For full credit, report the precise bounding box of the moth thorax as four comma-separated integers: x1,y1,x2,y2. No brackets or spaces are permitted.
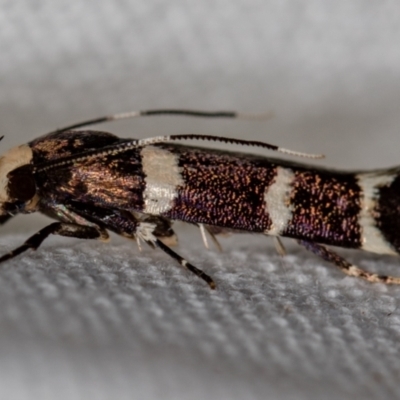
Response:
0,144,36,212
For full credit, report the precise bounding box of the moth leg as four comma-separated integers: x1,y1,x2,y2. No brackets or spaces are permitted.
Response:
0,214,13,226
135,236,143,252
199,224,209,249
0,222,108,263
132,214,178,251
154,238,216,289
133,221,216,289
273,237,286,257
298,240,400,285
198,224,223,252
136,214,178,247
66,205,216,288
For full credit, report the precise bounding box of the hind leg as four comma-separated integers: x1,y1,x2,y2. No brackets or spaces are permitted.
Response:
298,240,400,284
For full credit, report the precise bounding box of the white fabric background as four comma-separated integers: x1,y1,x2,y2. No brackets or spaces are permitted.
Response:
1,1,400,399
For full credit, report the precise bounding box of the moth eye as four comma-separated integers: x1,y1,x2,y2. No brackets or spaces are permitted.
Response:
7,164,36,202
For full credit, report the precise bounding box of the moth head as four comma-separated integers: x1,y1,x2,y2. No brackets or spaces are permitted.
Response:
0,144,37,215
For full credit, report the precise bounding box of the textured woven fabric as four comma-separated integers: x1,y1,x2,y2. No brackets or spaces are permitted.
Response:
1,231,400,400
1,1,400,399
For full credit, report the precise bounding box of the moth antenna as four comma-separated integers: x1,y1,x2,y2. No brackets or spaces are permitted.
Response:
0,136,4,142
35,133,324,173
47,109,275,134
137,134,325,159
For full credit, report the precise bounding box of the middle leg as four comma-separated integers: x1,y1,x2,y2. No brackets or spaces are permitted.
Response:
66,204,216,288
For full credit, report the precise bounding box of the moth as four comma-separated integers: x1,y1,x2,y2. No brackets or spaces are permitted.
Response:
0,109,399,289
